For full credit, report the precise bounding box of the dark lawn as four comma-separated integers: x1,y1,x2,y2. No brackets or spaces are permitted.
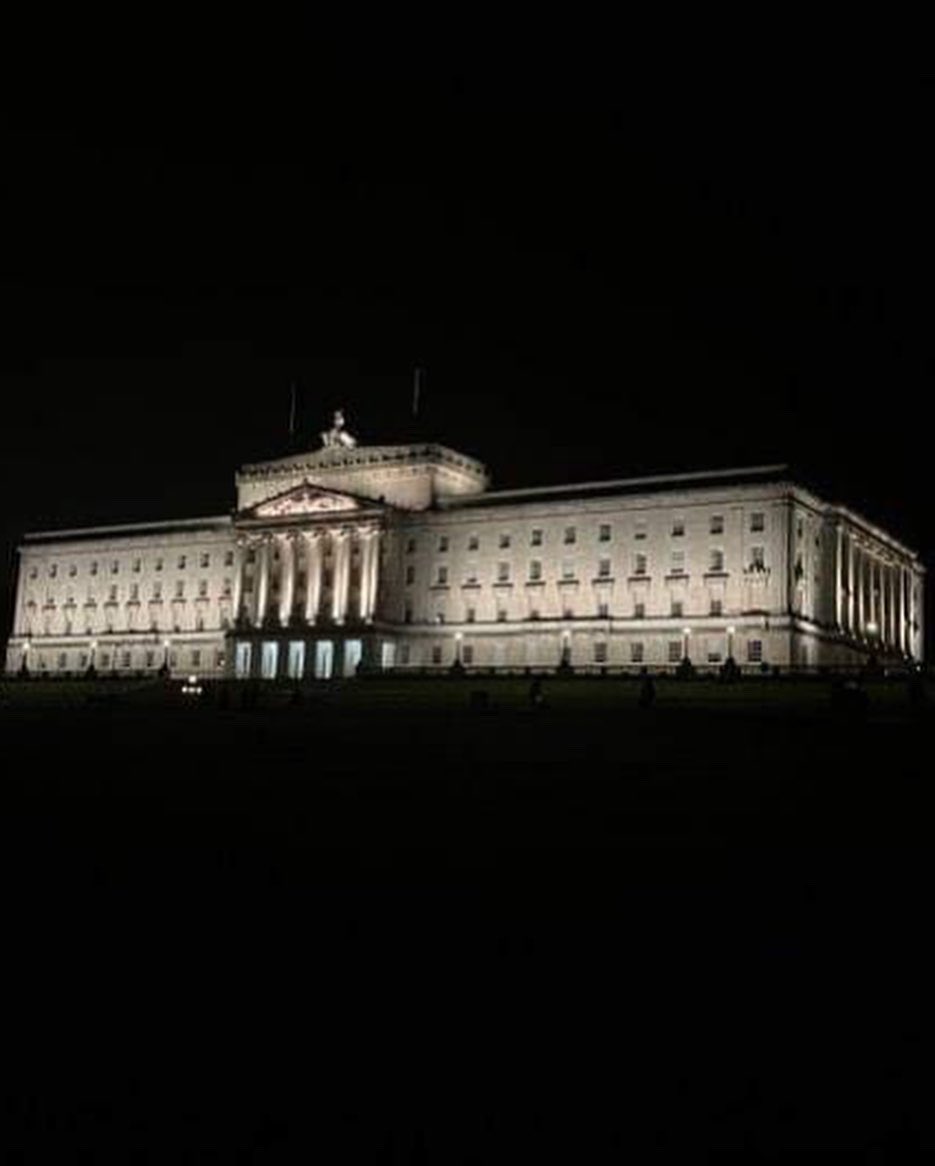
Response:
2,678,932,1155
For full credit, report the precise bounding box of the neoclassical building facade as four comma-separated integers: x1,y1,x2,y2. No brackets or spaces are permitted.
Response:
4,416,925,678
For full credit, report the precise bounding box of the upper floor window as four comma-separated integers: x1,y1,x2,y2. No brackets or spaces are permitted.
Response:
710,515,724,535
108,585,118,602
670,599,684,617
594,641,608,664
154,558,163,571
49,563,58,578
129,584,139,601
564,527,576,545
405,565,415,585
561,560,576,581
68,564,77,577
436,566,449,586
530,529,543,546
597,601,609,619
496,562,510,583
598,524,612,542
178,555,187,570
438,536,449,553
597,558,612,578
671,520,685,537
750,512,765,532
466,607,476,623
750,546,765,569
224,550,234,567
670,550,685,574
634,522,647,540
633,601,645,619
175,581,185,598
464,565,478,585
153,582,162,599
405,538,416,554
245,550,255,565
110,560,119,574
529,560,542,581
709,548,725,573
499,533,511,549
132,559,142,573
709,598,723,616
747,639,763,663
28,566,38,580
200,553,210,568
467,535,479,551
198,580,208,597
633,553,647,576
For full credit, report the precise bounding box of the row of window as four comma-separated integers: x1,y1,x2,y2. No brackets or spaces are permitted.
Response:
41,648,224,671
412,547,763,587
420,639,765,665
407,598,733,623
28,551,235,580
29,613,231,636
31,579,234,605
408,514,766,556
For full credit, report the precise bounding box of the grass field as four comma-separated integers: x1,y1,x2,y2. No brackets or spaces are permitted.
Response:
2,676,932,1153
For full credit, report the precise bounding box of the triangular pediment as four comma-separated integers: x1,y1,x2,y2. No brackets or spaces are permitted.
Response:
250,482,364,518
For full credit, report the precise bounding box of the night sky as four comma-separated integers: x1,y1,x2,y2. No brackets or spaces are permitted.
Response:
3,74,933,642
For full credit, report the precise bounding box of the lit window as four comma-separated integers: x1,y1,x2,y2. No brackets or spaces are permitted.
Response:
751,512,765,532
530,529,543,547
710,515,724,535
747,639,763,663
630,642,644,663
529,560,542,581
594,641,608,663
599,524,611,542
598,558,611,578
564,527,576,545
671,600,683,617
497,562,510,583
709,549,724,573
668,641,682,663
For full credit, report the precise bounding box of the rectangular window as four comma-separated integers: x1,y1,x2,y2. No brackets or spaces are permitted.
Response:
200,553,210,568
670,599,683,617
111,560,119,574
245,550,255,565
561,561,575,581
431,645,442,665
597,601,609,619
406,538,416,554
747,639,763,663
634,601,645,619
438,536,449,553
497,562,510,583
710,515,724,535
436,566,448,585
497,609,507,622
530,529,543,546
634,554,647,576
224,551,234,566
222,579,232,597
436,612,445,624
464,565,478,584
709,548,724,572
399,644,410,665
707,650,723,664
499,533,511,549
68,564,77,577
564,527,576,545
58,652,67,669
49,564,58,578
154,558,163,571
529,608,540,620
670,550,685,574
750,546,765,569
599,524,611,542
405,566,415,585
175,581,185,598
630,642,644,664
145,650,155,668
132,559,141,573
121,651,131,669
178,555,187,569
671,520,685,537
709,598,723,616
153,582,162,599
529,560,542,581
751,512,765,532
594,641,608,663
129,584,139,600
192,649,202,667
634,521,647,540
462,645,474,665
668,641,683,663
108,585,118,602
28,566,38,580
404,605,413,624
90,561,99,576
466,607,476,623
598,558,611,578
198,580,208,597
467,535,479,551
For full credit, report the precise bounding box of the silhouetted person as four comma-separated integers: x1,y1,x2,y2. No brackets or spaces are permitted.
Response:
638,674,656,710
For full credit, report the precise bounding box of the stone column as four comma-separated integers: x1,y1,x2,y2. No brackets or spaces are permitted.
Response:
278,534,295,627
855,545,863,635
846,534,855,634
835,524,843,630
303,530,323,624
898,566,907,655
255,537,270,628
331,530,351,624
365,528,381,621
231,539,245,623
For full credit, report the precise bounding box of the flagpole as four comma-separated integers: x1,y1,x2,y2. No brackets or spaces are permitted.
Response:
289,382,296,442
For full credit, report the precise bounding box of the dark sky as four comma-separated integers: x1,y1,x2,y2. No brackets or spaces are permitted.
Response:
2,72,933,641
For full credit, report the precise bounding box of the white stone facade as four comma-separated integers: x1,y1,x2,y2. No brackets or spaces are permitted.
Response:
4,435,925,678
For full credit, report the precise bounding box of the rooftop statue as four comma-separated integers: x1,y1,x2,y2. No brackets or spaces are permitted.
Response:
320,409,357,449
